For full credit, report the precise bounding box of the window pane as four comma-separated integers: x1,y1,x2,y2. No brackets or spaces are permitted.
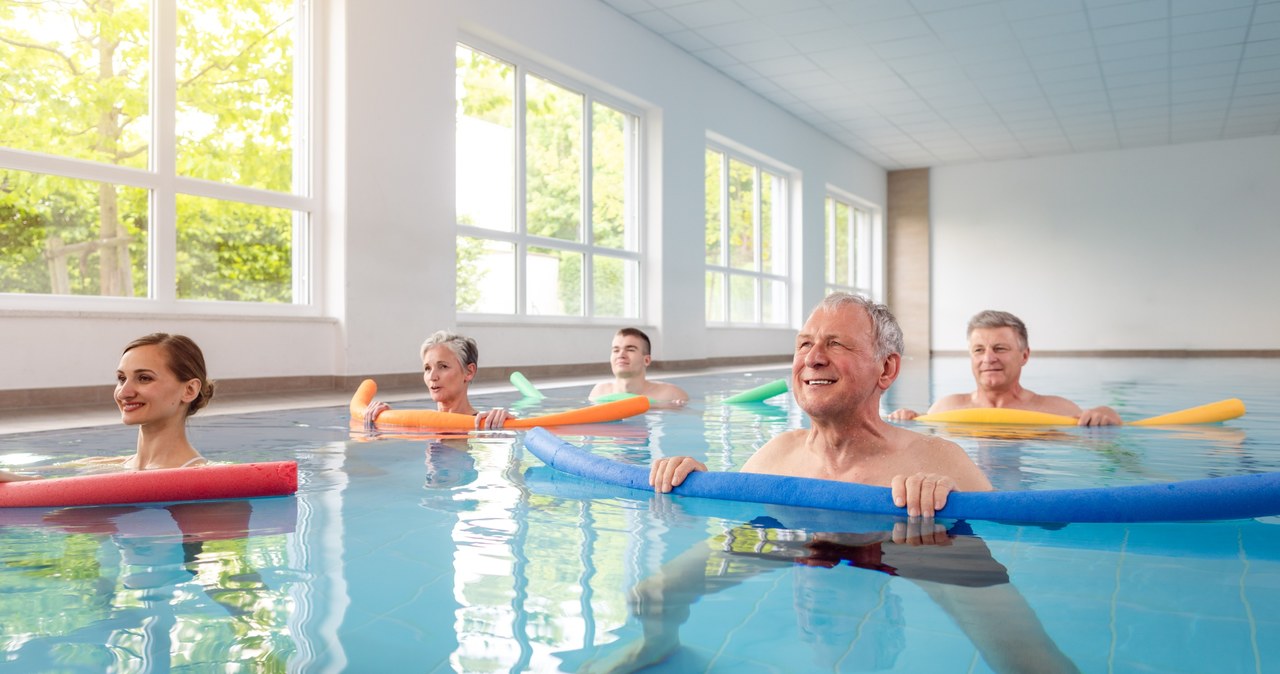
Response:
0,0,149,169
824,198,834,282
0,170,148,297
727,159,755,270
705,271,724,322
705,149,722,265
177,0,295,192
456,46,515,232
763,279,787,325
528,246,583,316
526,76,582,243
761,171,784,275
457,236,515,313
592,103,631,250
855,207,873,291
729,274,756,323
834,200,851,286
593,255,637,318
176,195,293,302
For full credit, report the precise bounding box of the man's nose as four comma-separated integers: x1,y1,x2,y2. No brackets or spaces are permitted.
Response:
805,344,828,367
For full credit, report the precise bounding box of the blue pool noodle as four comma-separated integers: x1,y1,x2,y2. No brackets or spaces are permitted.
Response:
523,427,1280,523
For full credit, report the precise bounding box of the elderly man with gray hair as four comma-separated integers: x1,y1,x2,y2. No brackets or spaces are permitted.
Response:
890,309,1120,426
651,292,993,519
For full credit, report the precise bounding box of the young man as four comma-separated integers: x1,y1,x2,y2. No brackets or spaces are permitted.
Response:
889,310,1121,426
589,328,688,405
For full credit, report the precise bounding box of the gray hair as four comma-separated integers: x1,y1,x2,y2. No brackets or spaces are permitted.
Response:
967,310,1028,350
420,330,479,369
815,292,904,361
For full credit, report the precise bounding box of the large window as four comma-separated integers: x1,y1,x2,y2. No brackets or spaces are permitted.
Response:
705,146,788,325
456,43,640,320
0,0,312,307
824,193,876,299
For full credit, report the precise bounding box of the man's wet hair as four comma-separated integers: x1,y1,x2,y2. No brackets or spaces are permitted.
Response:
616,327,652,356
967,310,1028,350
816,292,904,361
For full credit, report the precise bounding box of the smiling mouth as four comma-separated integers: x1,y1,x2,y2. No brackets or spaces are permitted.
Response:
805,379,836,386
120,402,143,412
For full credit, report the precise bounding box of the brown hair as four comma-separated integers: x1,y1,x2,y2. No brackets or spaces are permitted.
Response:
123,333,215,416
616,327,652,356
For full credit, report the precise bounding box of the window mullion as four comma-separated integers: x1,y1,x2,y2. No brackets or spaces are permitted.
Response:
152,0,177,305
582,94,593,316
829,200,839,287
847,208,856,289
515,66,529,316
720,153,730,320
747,164,757,321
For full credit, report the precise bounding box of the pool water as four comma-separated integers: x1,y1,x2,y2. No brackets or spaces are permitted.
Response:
2,357,1279,672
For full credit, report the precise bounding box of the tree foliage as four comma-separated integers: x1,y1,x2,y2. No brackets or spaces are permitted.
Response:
456,45,634,316
0,0,296,302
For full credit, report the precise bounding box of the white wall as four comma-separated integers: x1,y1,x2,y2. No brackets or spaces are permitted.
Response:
350,0,885,370
1,0,885,392
931,135,1280,352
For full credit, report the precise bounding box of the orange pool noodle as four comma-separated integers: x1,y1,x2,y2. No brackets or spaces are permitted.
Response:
351,378,649,429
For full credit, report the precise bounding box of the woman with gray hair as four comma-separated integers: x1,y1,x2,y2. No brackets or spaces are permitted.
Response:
363,330,512,430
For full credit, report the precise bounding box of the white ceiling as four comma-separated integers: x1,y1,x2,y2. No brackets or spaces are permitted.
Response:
598,0,1280,169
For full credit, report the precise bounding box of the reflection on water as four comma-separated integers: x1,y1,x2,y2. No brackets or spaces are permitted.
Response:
2,361,1279,671
0,498,299,671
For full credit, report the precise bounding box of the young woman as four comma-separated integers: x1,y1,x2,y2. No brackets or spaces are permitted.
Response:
0,333,214,482
364,330,511,430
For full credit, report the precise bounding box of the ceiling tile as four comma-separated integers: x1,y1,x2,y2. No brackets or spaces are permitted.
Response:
1171,0,1255,17
1088,0,1169,30
663,0,749,29
1093,20,1168,46
631,9,685,33
1172,7,1252,35
1173,26,1250,51
597,0,1280,167
723,38,800,62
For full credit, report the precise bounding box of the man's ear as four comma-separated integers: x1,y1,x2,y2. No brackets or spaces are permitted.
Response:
878,353,901,390
643,354,652,367
1021,348,1030,365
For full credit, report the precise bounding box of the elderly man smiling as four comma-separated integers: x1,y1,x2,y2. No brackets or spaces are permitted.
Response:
650,292,993,518
889,310,1121,427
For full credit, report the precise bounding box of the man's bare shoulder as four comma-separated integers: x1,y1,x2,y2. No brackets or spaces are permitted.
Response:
741,430,805,473
645,380,689,403
1028,393,1082,416
588,381,613,398
898,429,992,491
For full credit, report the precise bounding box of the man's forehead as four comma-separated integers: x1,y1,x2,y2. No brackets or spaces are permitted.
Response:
800,305,870,336
969,326,1019,343
613,334,644,347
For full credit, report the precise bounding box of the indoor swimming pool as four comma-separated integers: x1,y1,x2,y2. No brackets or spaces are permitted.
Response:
2,357,1278,672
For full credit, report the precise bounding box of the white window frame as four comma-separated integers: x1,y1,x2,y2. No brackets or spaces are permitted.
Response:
455,39,644,325
0,0,319,317
704,139,791,326
824,187,883,302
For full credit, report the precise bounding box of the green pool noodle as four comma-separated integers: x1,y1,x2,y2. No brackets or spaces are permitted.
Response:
723,378,788,404
510,371,544,399
594,391,641,403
